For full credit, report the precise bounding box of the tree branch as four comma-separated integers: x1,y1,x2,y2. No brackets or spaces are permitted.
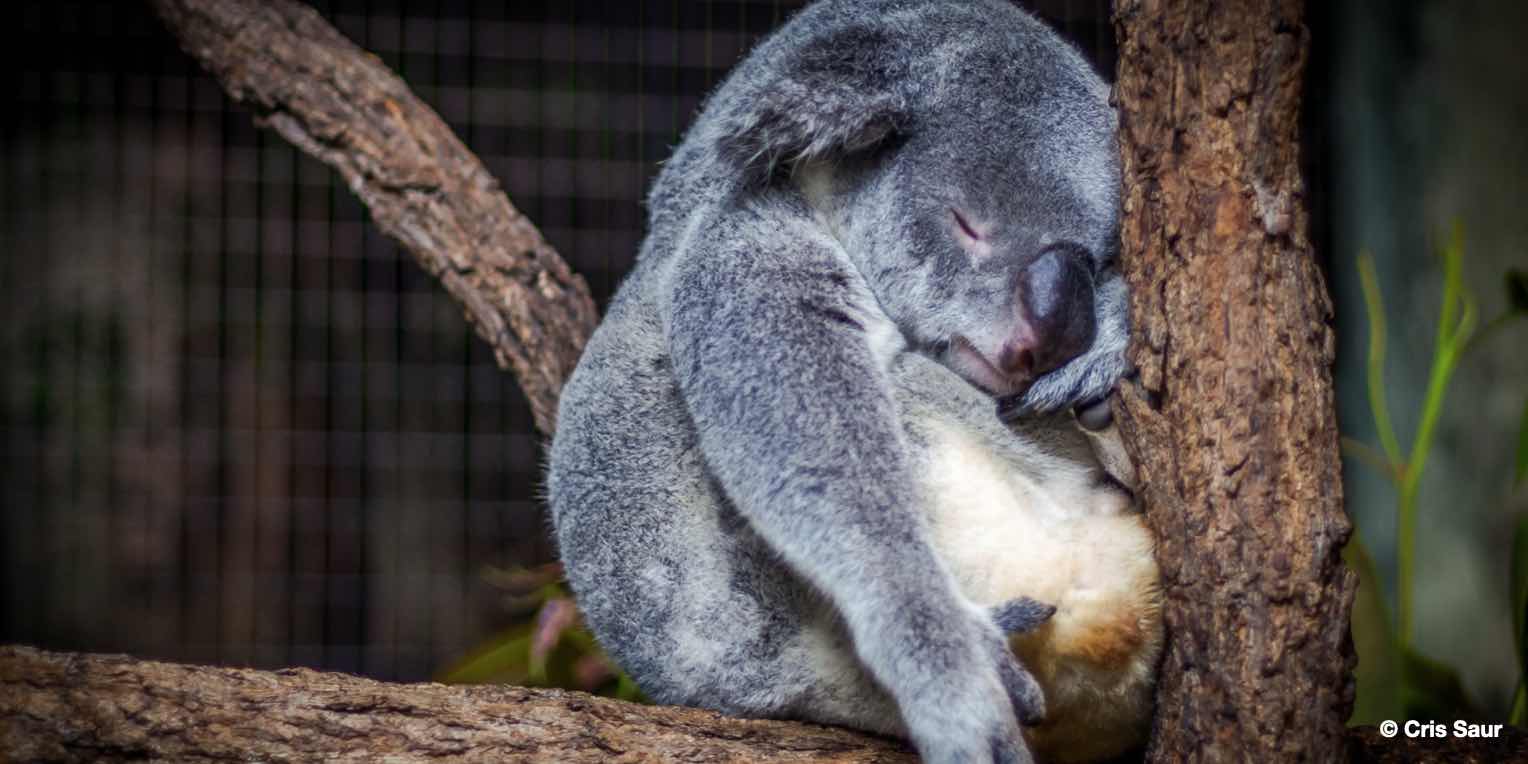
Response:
147,0,599,435
0,646,915,762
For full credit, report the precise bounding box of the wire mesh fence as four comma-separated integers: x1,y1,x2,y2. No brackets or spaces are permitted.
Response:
1,0,1115,682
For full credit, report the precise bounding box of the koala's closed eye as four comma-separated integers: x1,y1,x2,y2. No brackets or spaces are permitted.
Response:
951,209,994,262
953,209,983,242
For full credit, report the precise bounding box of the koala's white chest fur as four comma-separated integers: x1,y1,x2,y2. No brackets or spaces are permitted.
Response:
918,420,1162,764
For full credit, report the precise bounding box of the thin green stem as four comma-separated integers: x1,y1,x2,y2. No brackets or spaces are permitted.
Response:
1341,436,1401,482
1397,226,1477,647
1397,495,1416,647
1359,253,1405,470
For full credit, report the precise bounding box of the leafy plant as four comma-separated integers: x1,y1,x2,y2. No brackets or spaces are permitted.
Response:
437,563,645,703
1345,223,1527,724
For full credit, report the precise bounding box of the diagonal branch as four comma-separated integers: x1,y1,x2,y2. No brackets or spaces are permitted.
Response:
148,0,599,435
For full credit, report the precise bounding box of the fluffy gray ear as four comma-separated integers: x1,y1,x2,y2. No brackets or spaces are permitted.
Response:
715,24,911,184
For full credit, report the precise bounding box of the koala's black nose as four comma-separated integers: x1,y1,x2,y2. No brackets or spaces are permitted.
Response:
1000,247,1096,379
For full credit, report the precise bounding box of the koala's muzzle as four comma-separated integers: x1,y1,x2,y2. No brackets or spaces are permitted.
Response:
1001,247,1096,380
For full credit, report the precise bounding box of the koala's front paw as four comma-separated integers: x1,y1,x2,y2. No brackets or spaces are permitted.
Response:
990,597,1057,635
1013,342,1128,415
988,626,1047,727
897,614,1045,764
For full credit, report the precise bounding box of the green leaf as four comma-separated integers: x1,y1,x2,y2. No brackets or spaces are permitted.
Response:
436,623,535,685
615,673,648,702
1345,537,1404,726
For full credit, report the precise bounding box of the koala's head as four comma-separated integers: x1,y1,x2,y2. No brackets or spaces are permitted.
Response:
711,0,1121,403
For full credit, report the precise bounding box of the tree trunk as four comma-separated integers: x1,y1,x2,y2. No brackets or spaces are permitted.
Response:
147,0,598,436
1112,0,1358,760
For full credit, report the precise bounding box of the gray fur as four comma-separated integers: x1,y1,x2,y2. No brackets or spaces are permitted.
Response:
547,2,1125,762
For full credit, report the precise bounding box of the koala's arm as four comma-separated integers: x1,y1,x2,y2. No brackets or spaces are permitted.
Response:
667,210,1042,764
1018,266,1131,413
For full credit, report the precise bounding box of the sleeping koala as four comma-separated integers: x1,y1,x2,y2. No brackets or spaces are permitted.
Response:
546,1,1140,761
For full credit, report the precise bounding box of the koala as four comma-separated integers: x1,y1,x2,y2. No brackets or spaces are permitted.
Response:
546,1,1136,762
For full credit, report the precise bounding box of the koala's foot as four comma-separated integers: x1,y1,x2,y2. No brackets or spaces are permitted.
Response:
1010,344,1128,415
990,597,1057,635
893,608,1045,764
1072,395,1114,431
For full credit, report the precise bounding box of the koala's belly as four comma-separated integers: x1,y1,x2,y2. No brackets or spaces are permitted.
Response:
917,420,1162,764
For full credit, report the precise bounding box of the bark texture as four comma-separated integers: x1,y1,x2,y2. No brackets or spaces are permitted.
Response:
1112,1,1358,761
148,0,598,435
0,646,916,762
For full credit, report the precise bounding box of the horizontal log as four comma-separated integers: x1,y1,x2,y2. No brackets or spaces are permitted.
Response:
0,645,916,762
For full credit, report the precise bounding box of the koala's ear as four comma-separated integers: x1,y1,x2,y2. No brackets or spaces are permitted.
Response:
715,25,911,184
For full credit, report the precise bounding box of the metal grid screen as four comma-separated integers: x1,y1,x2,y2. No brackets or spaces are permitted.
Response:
0,0,1116,681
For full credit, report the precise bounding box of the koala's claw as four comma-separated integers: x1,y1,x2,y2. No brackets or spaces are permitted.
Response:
988,739,1034,764
990,597,1057,635
997,648,1048,726
1074,395,1113,431
1019,344,1128,415
898,607,1046,763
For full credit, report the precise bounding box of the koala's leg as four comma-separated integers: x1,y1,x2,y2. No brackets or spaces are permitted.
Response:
665,204,1043,764
549,303,900,732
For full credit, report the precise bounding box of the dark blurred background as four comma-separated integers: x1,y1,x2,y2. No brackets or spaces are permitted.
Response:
0,0,1523,716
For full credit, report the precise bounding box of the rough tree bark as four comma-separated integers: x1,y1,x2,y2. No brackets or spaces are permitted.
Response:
148,0,597,435
2,0,1519,760
0,646,914,762
1112,0,1358,761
